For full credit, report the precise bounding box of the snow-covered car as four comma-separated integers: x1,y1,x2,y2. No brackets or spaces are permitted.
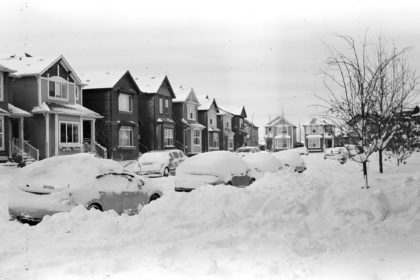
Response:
235,146,261,157
273,150,307,173
174,151,253,192
292,146,309,156
242,151,283,179
138,149,186,177
324,147,348,164
8,154,162,224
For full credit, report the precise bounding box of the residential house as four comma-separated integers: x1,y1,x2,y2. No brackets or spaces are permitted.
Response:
173,86,205,156
264,115,297,151
135,75,176,152
0,64,32,162
222,105,247,150
217,108,234,151
198,96,220,152
0,54,102,160
82,71,141,160
244,119,259,147
303,117,335,152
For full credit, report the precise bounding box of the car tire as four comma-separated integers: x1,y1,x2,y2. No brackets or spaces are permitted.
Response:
87,203,103,211
149,193,161,203
163,167,169,177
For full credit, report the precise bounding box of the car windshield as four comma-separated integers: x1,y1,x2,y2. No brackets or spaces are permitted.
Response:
139,152,168,163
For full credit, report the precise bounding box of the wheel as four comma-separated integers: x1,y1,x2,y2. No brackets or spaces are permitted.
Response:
87,203,103,211
149,193,161,203
163,167,169,177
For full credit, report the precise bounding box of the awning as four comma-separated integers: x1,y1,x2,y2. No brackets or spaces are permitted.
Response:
190,122,206,129
8,104,31,117
324,133,334,139
32,102,103,119
275,134,291,139
307,134,322,139
0,108,10,116
208,127,220,132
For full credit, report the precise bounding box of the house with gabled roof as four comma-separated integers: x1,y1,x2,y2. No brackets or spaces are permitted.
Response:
244,119,259,147
264,115,297,151
303,117,335,152
198,96,220,152
221,105,247,150
134,75,176,152
173,86,205,155
0,63,32,163
81,71,141,160
0,53,102,159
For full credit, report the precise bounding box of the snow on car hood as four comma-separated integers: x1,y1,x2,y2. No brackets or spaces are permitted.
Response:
176,151,249,182
242,151,283,179
273,150,306,168
138,152,169,165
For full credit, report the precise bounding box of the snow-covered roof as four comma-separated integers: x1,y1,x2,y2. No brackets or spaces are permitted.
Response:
198,95,217,111
8,104,31,117
305,117,334,126
0,108,9,116
31,102,102,118
0,54,82,84
0,63,15,73
265,115,295,127
133,74,166,93
172,85,190,102
81,71,128,90
306,134,322,139
275,134,291,139
217,108,234,116
244,119,258,128
222,105,246,117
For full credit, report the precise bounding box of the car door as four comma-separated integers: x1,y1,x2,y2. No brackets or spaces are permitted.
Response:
96,175,124,214
121,176,148,215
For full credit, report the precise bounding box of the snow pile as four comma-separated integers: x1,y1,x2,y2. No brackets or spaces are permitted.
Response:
0,153,420,279
273,149,306,170
242,151,283,179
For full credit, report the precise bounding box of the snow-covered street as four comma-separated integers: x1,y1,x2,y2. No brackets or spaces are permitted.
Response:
1,153,420,280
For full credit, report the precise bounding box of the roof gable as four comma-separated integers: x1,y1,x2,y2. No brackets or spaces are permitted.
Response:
221,105,247,118
266,115,295,127
198,95,218,112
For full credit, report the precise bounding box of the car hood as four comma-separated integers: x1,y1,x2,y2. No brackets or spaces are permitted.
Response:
175,173,222,190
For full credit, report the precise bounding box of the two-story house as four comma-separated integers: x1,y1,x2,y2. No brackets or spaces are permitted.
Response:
136,75,176,152
217,108,234,151
173,86,205,155
303,117,335,152
244,119,259,147
222,105,247,150
198,96,220,152
0,54,102,159
0,64,32,162
264,115,297,151
82,71,141,160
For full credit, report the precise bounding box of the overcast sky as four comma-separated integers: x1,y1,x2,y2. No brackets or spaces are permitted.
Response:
2,0,420,136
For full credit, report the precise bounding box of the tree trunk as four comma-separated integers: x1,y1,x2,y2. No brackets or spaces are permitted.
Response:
363,161,369,189
379,149,383,173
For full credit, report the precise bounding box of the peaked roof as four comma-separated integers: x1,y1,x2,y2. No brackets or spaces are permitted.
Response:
305,117,334,126
221,105,247,118
197,95,218,111
133,74,175,98
244,119,258,128
265,115,295,127
0,53,83,84
81,70,139,91
173,86,199,104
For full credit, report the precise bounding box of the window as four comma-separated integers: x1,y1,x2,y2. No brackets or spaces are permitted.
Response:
118,93,133,112
187,103,196,120
0,72,3,101
159,98,163,114
164,98,169,113
48,77,68,99
0,117,4,150
228,138,234,149
164,128,174,146
275,138,289,149
213,134,219,148
308,138,320,148
210,119,213,125
119,126,133,147
75,86,79,101
193,129,201,145
60,122,79,144
277,125,288,134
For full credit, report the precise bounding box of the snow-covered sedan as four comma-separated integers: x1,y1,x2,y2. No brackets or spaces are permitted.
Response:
8,154,162,224
137,149,186,177
235,146,261,157
273,150,307,173
174,151,253,192
324,147,348,164
242,151,283,179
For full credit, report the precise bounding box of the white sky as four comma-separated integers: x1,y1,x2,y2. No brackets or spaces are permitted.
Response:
2,0,420,137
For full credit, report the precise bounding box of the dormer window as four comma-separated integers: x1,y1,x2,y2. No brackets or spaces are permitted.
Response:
48,76,68,99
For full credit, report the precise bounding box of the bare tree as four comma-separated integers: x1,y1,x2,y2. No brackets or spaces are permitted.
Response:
319,34,405,189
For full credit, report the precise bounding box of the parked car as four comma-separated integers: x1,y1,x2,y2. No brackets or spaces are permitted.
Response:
294,142,305,148
236,146,261,157
174,151,253,192
273,150,307,173
138,149,186,177
8,154,162,224
292,146,309,156
242,151,283,179
324,147,348,164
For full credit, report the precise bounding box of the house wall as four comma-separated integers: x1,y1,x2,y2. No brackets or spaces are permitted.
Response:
198,110,208,152
10,77,38,112
138,95,155,152
24,115,46,159
172,102,185,151
0,72,10,158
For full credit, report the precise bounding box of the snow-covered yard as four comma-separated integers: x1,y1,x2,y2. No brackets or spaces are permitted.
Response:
1,153,420,279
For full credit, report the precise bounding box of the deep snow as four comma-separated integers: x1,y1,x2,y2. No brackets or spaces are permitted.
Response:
0,153,420,279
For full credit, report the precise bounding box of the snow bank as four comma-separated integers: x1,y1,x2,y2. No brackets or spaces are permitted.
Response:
242,151,282,179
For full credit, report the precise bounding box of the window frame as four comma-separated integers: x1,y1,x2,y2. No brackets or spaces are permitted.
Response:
159,97,163,114
48,76,69,100
118,93,133,113
164,128,174,147
308,138,321,148
0,116,4,151
0,72,4,101
119,126,134,147
193,129,201,145
59,121,80,146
